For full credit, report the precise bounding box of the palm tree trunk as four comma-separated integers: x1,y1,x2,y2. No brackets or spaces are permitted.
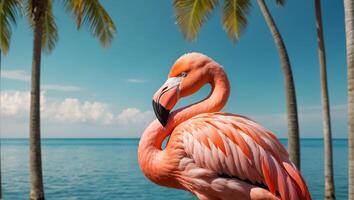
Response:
29,1,46,199
0,49,2,200
344,0,354,199
257,0,300,169
314,0,335,199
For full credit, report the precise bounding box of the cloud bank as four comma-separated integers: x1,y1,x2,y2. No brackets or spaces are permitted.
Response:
0,90,154,138
0,90,347,138
249,104,347,138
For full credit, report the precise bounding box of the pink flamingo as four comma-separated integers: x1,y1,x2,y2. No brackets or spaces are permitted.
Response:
138,53,311,200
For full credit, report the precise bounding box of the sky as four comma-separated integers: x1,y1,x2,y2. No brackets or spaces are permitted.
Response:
0,0,348,138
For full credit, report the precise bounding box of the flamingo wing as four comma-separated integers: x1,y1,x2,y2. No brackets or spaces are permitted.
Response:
174,112,310,200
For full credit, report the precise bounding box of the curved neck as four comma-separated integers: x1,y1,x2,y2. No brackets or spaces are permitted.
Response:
172,67,230,128
138,67,230,181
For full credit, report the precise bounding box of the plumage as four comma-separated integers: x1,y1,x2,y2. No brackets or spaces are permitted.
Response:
138,52,311,200
167,112,309,200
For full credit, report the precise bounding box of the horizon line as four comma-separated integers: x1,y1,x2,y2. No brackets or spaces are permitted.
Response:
0,137,349,140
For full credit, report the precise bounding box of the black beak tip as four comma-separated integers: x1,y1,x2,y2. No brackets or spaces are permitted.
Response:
152,100,170,127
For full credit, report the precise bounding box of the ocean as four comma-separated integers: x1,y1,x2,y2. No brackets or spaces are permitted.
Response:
1,138,348,199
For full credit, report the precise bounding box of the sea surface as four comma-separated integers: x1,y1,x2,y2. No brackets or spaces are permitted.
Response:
1,138,348,200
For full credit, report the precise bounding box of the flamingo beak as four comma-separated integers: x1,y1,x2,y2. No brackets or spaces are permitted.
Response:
152,77,182,126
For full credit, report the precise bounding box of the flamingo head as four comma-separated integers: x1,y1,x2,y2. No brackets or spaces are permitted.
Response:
152,53,215,126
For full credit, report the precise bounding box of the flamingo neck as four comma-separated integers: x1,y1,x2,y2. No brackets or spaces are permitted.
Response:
171,67,230,129
138,66,230,183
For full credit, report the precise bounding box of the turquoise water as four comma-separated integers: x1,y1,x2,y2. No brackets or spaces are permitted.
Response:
1,138,348,199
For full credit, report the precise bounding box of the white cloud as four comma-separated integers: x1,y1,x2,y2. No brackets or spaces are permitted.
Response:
1,69,30,81
251,104,347,125
127,79,146,83
0,90,152,128
1,69,82,92
42,98,114,124
116,108,154,124
0,90,30,116
42,84,82,92
249,104,347,138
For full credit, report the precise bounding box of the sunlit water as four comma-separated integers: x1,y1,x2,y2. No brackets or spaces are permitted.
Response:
1,138,348,199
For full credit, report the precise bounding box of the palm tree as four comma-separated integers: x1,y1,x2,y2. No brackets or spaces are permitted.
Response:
343,0,354,199
2,0,116,199
173,0,301,169
0,0,22,198
314,0,335,199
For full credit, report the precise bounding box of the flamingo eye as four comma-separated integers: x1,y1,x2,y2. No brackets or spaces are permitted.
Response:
180,72,187,77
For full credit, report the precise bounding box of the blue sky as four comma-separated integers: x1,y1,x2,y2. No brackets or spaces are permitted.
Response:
0,0,348,138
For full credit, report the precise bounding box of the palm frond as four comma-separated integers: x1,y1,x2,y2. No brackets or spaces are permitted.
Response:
222,0,250,42
0,0,22,54
174,0,218,41
63,0,116,47
276,0,285,7
26,0,58,53
63,0,83,28
42,0,58,53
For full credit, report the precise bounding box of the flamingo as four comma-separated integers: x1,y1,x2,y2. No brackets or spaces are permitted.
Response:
138,53,311,200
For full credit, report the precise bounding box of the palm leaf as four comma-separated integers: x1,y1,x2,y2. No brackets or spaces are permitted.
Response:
42,0,58,53
63,0,116,47
26,0,58,53
222,0,251,42
174,0,218,41
0,0,22,54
